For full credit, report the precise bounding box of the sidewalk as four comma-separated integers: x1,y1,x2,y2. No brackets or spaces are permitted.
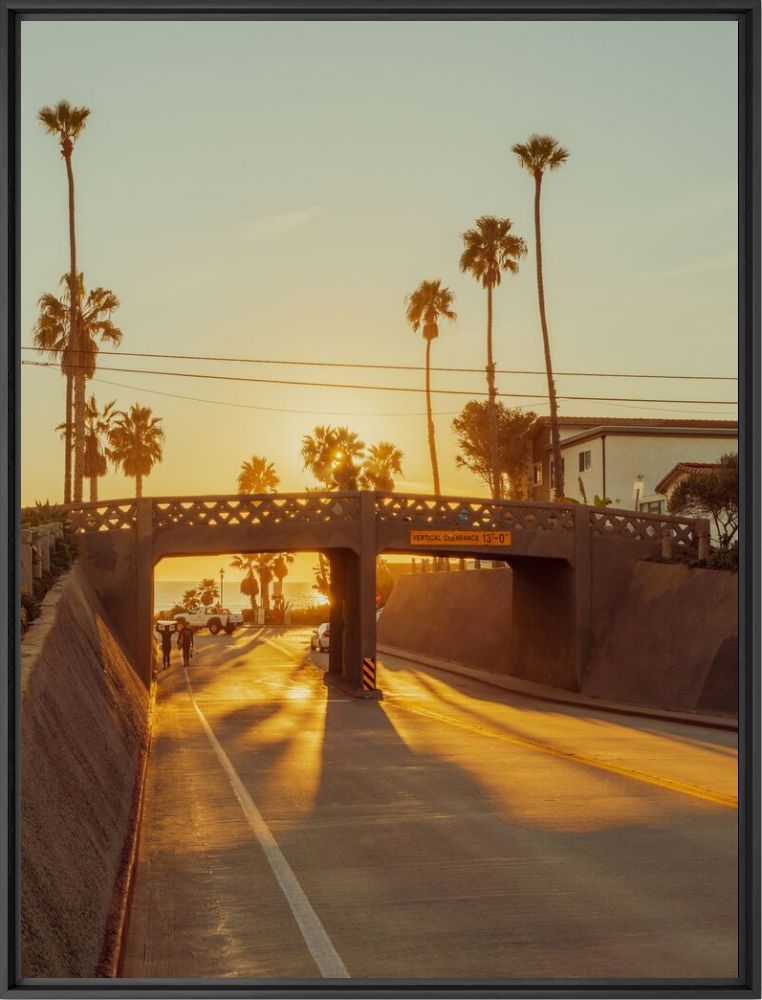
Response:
377,644,738,732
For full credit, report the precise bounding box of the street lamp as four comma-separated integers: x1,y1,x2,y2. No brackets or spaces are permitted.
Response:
219,567,225,606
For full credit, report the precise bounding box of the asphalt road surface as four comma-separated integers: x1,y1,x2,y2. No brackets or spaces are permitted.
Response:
121,626,738,981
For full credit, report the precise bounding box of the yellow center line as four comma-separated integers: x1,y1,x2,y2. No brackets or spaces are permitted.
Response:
383,697,738,811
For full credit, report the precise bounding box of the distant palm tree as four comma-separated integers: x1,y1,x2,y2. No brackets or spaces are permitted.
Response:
512,134,569,499
82,396,116,502
107,403,164,498
405,280,456,495
272,552,295,604
360,442,405,491
460,216,526,498
230,555,260,612
301,426,365,490
237,455,280,494
254,554,276,612
197,578,219,606
33,274,121,503
38,100,91,501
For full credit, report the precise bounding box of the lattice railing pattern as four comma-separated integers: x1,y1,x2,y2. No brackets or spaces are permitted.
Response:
589,510,697,550
375,494,576,532
65,502,138,534
153,494,361,530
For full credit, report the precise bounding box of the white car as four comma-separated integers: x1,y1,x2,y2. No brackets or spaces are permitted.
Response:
310,622,330,653
173,605,244,636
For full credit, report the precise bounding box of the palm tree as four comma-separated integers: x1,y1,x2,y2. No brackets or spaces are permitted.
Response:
197,578,219,606
237,455,280,493
405,280,456,495
230,555,260,613
360,442,404,491
82,395,116,502
512,134,569,499
459,216,526,498
33,274,121,503
107,403,165,498
301,426,365,490
254,554,275,612
272,552,295,603
38,100,91,502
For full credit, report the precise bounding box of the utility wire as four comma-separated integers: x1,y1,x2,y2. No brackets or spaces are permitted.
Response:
20,345,738,382
21,359,739,407
89,375,463,418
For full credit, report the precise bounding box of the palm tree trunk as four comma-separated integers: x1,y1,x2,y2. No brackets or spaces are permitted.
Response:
425,339,441,496
486,284,500,499
533,172,564,500
64,374,73,504
89,475,97,503
64,151,85,503
135,473,143,498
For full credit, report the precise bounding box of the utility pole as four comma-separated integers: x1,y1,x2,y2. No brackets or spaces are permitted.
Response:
219,567,225,606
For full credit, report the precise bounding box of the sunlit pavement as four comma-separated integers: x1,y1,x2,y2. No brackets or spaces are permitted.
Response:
121,627,738,981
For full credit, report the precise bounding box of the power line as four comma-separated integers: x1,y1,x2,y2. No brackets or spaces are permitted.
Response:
21,359,739,407
20,345,738,382
89,375,463,418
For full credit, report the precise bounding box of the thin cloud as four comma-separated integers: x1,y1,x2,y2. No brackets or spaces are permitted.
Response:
241,205,326,240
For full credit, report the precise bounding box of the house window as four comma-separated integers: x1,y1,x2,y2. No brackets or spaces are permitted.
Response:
640,500,664,514
578,450,591,473
533,463,543,486
550,458,565,490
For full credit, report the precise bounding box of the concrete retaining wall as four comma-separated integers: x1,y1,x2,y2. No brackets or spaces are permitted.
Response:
21,564,151,977
584,561,738,714
379,569,514,674
379,561,738,716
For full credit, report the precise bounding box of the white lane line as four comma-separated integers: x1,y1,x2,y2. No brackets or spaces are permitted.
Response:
183,667,350,979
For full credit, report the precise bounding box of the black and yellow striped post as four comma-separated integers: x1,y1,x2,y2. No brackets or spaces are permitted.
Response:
362,657,376,692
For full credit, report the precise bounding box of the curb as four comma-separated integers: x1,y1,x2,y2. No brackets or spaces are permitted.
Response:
377,645,738,733
97,680,157,978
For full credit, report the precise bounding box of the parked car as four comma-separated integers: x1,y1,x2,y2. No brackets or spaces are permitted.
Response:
173,605,244,636
310,622,330,652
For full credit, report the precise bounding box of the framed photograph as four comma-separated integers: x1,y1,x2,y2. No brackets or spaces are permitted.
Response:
2,2,759,996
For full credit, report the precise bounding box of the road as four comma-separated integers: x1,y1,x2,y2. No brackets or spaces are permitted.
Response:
121,626,738,981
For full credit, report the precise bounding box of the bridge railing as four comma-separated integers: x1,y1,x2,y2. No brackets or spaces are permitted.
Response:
63,500,138,533
374,492,577,532
589,507,698,550
151,493,361,530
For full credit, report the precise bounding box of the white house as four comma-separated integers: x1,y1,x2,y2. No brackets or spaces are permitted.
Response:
529,417,738,512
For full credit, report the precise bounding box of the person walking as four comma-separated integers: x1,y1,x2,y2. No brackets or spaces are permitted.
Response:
177,622,194,667
160,627,173,671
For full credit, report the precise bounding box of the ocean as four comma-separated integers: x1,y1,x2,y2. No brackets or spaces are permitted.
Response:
153,580,328,614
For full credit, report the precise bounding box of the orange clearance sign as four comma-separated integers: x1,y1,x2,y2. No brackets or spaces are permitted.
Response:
409,529,512,547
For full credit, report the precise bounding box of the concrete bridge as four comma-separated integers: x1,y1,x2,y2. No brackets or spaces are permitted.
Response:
64,491,703,696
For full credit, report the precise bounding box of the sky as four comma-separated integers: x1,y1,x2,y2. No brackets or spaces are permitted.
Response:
20,19,739,582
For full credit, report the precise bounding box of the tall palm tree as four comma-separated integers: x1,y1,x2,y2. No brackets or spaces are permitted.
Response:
230,555,260,613
38,100,91,502
459,216,526,499
34,275,122,503
360,442,405,492
405,280,456,495
301,426,365,490
237,455,280,493
512,134,569,499
107,403,165,498
82,395,116,502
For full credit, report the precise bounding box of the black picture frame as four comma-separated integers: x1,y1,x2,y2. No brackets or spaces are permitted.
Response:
1,2,759,996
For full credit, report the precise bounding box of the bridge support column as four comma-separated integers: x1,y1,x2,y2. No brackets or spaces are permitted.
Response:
573,504,593,690
328,551,345,678
136,499,155,687
326,495,378,696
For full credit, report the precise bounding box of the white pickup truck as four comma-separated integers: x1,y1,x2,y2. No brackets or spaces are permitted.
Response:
173,605,244,635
